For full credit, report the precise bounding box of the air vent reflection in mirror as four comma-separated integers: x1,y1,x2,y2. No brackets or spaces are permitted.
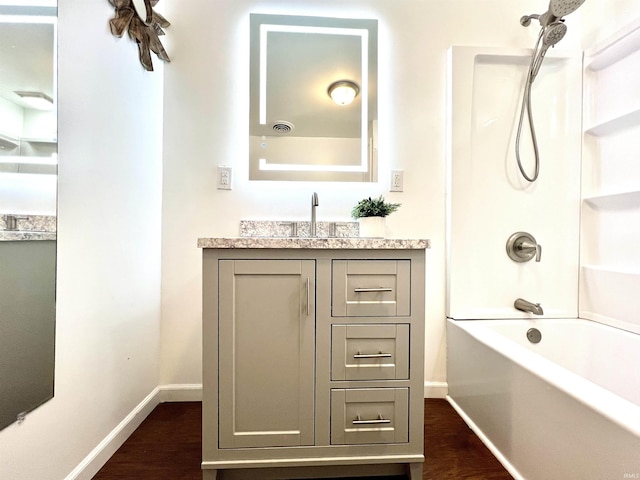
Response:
272,121,295,134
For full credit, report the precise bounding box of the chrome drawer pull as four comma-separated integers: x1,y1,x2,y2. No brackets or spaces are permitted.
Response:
353,414,391,425
353,352,392,359
354,287,393,293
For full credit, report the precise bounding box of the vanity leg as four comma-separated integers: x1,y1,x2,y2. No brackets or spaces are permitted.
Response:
407,462,423,480
203,469,218,480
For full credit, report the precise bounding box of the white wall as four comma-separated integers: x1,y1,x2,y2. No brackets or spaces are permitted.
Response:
0,173,57,214
160,0,579,393
0,1,164,479
581,0,640,47
0,96,24,138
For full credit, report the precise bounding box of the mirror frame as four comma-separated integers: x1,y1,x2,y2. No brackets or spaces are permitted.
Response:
249,13,378,182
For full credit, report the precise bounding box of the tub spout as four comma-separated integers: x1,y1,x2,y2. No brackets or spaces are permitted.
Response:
514,298,544,315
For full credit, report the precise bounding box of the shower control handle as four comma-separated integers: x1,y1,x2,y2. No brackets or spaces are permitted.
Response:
506,232,542,263
519,240,542,262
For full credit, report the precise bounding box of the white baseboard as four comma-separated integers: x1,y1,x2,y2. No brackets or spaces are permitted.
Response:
64,387,162,480
64,384,203,480
68,381,448,480
424,381,448,398
158,383,203,402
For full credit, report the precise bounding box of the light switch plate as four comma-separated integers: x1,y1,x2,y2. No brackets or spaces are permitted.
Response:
217,166,232,190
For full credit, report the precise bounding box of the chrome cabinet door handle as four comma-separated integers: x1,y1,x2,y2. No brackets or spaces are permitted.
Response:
353,352,393,359
306,277,310,316
353,287,393,293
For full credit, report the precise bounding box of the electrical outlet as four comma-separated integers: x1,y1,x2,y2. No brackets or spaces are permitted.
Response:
390,170,403,192
217,166,232,190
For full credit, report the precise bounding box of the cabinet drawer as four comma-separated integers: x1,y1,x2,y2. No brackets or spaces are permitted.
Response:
331,324,409,380
332,260,410,317
330,388,409,445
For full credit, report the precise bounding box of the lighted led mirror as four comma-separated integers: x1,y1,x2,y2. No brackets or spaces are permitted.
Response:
249,14,378,182
0,3,57,432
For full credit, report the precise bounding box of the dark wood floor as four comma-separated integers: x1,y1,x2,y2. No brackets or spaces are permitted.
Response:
93,399,512,480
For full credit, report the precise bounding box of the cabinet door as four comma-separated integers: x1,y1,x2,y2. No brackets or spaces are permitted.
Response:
218,259,315,448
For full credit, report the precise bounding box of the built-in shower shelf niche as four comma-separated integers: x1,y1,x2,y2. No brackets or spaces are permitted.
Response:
580,16,640,336
0,133,19,150
580,265,640,335
585,109,640,137
21,137,57,144
585,17,640,71
583,190,640,209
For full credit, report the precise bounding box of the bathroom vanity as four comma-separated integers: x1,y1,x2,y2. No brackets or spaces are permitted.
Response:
0,232,56,430
199,237,428,480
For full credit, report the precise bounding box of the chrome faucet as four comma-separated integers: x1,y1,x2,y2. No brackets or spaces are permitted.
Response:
4,214,27,231
514,298,544,315
310,192,319,237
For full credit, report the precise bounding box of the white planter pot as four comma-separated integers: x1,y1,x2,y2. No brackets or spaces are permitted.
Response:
358,216,386,238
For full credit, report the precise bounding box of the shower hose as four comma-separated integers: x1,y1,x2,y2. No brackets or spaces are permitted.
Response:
515,28,546,183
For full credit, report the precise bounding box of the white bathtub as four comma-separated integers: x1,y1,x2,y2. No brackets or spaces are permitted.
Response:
446,318,640,480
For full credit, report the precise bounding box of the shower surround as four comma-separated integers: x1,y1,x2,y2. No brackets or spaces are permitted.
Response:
447,46,583,320
446,35,640,478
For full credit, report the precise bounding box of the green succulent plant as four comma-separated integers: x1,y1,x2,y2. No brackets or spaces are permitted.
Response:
351,195,401,219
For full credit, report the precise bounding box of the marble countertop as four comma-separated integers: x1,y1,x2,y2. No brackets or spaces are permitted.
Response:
198,237,430,249
0,231,57,241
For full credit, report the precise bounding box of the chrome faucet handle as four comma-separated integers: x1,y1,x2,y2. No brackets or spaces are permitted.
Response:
4,214,28,231
519,240,542,262
506,232,542,263
278,222,298,237
329,222,348,237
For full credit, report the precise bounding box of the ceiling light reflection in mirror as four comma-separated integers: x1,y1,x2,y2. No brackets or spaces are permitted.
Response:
249,14,378,182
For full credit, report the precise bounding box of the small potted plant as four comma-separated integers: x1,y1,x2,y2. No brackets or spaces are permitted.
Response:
351,195,401,238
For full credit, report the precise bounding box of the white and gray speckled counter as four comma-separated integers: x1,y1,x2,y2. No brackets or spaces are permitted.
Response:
198,237,429,249
0,231,56,241
0,214,56,241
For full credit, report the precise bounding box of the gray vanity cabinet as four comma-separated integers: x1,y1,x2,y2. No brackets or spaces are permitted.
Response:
201,245,426,480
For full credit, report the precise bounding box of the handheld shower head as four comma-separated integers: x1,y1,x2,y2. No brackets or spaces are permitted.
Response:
543,21,567,47
515,0,586,182
529,21,567,81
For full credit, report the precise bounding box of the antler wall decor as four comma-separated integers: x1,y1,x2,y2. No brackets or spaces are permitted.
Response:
108,0,170,71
